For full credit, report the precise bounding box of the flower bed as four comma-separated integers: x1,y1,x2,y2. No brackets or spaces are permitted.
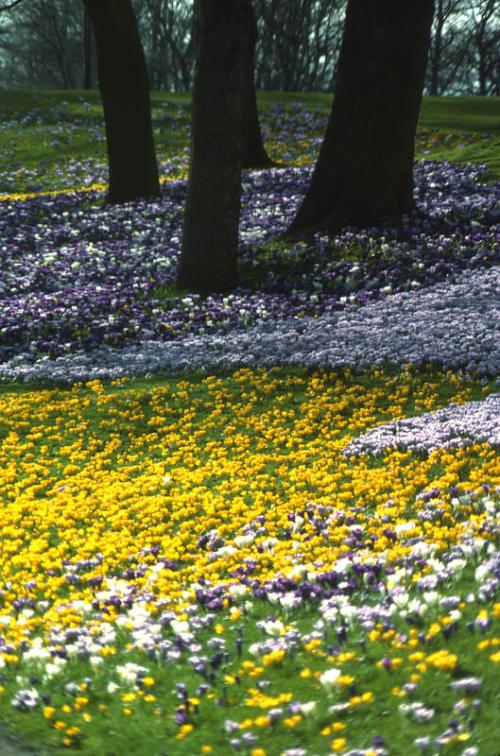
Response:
1,265,498,385
0,108,499,753
0,367,499,754
0,161,498,364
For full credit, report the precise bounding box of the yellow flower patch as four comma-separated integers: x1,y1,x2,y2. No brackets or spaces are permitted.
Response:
0,367,497,645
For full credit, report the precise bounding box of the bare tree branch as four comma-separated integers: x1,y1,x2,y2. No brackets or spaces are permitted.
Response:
0,0,26,12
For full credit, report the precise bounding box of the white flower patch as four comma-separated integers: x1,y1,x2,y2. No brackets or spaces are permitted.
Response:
116,662,148,685
319,668,342,690
345,393,500,456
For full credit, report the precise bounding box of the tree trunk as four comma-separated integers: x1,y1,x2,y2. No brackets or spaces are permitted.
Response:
83,0,160,204
241,0,274,169
477,34,488,96
178,0,253,293
429,0,444,95
83,7,92,89
288,0,434,236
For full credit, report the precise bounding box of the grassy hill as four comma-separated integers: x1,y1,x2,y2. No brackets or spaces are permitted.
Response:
0,92,498,195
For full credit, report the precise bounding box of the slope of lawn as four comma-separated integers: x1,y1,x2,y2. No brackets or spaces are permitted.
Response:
0,93,498,755
0,367,499,755
0,92,499,196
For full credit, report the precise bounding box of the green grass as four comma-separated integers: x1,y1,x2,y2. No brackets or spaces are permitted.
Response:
418,96,500,135
0,367,498,754
3,587,499,756
1,90,499,133
421,135,500,180
0,91,499,193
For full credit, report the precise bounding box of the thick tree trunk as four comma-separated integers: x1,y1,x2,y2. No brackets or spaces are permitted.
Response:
178,0,253,293
241,0,274,169
83,0,160,204
288,0,434,236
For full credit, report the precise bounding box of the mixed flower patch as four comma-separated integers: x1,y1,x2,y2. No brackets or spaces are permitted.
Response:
0,368,499,755
0,160,498,366
0,98,188,196
0,97,499,754
2,265,498,384
0,97,493,195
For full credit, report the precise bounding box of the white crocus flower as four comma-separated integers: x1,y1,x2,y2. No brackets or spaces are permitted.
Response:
319,668,341,690
300,701,317,716
234,534,255,548
261,620,285,637
228,584,248,598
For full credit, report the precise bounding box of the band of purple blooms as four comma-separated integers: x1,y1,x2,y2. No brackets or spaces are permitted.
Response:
0,161,498,364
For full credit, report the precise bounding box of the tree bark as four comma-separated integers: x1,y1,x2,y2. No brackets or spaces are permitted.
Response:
83,0,160,204
83,7,92,89
288,0,434,236
178,0,253,293
429,0,444,95
241,0,274,169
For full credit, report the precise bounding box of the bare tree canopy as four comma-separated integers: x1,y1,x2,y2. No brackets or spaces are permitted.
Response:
0,0,26,12
0,0,498,95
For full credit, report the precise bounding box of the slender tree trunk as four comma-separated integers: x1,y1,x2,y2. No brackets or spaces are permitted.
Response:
429,0,444,95
83,0,160,204
178,0,253,293
241,0,274,169
83,7,92,89
288,0,434,236
477,38,488,96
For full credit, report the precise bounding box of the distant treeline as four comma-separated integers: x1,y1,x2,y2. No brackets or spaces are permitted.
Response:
0,0,498,95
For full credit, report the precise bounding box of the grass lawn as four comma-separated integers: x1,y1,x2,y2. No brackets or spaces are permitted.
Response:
0,92,499,197
0,92,498,755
